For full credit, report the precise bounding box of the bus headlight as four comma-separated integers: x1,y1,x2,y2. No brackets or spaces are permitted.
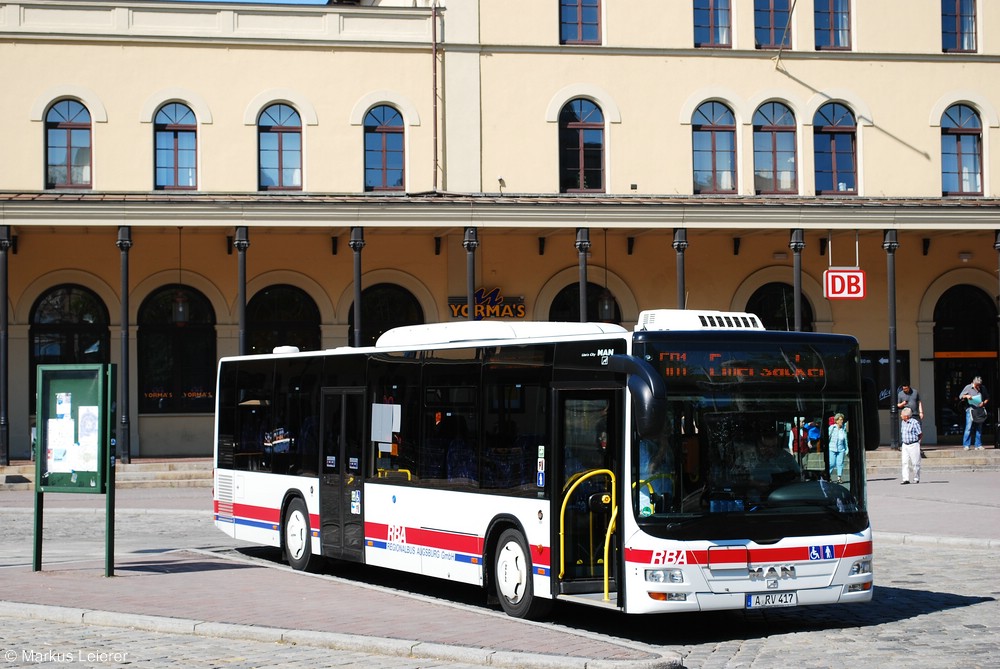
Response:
849,559,872,576
645,568,684,583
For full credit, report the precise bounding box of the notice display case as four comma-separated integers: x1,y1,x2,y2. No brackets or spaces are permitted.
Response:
35,364,115,494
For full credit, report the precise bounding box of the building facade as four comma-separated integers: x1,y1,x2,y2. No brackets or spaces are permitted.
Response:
1,0,999,458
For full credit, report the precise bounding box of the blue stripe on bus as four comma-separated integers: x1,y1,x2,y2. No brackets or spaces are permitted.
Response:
365,542,493,569
219,515,321,538
218,515,278,531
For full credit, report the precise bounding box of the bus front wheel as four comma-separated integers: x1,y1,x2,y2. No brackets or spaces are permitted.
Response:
493,528,551,620
283,497,319,572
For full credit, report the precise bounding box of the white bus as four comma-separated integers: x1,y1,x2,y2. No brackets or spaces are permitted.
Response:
213,309,877,619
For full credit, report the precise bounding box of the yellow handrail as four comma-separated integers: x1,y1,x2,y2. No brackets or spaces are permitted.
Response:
376,468,412,481
602,504,618,602
558,468,617,603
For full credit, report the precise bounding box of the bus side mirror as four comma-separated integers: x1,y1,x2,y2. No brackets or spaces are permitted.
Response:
607,355,667,439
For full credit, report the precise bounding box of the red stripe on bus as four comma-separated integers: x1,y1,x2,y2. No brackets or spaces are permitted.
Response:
365,522,552,568
231,503,281,524
625,541,873,565
841,541,874,557
223,503,320,529
366,522,484,555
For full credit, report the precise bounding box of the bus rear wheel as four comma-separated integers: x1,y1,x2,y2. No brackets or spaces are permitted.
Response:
283,497,320,572
493,528,551,620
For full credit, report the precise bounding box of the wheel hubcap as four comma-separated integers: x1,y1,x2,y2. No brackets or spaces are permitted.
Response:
286,510,307,560
496,541,526,602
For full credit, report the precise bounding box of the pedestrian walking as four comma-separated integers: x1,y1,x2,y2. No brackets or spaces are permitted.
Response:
900,407,922,485
959,376,989,450
896,382,924,422
828,413,848,484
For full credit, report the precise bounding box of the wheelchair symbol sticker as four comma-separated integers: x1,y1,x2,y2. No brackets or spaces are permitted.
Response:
809,545,835,560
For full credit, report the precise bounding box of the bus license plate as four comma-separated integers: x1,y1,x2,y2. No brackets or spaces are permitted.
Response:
745,592,797,609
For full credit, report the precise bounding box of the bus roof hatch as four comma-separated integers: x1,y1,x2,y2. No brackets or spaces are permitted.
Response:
636,309,764,331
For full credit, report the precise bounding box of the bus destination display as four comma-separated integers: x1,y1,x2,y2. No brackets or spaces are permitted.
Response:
656,350,827,381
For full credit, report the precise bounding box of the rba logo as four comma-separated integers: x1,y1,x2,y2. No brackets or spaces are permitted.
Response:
749,565,796,581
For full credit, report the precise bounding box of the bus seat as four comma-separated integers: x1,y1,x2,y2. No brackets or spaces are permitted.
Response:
447,439,477,482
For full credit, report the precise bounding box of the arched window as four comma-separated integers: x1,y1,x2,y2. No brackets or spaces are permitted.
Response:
137,285,216,414
547,281,621,323
692,101,737,193
348,283,423,347
934,285,996,353
559,98,604,193
364,105,404,191
753,102,797,194
45,100,92,189
155,103,197,190
247,284,321,355
941,104,982,196
258,104,302,190
745,282,814,332
29,284,109,399
813,102,857,194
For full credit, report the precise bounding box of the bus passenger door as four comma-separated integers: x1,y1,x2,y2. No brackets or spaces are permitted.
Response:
319,388,365,562
554,388,620,595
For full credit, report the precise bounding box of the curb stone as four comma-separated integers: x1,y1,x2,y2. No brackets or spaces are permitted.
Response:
0,601,681,669
873,531,998,549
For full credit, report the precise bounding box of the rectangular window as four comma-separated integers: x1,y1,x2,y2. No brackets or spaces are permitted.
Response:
483,351,550,493
231,359,275,473
814,0,850,50
755,0,792,49
942,0,976,52
366,354,421,480
694,0,731,47
560,0,601,45
941,134,983,195
814,132,857,194
424,349,480,487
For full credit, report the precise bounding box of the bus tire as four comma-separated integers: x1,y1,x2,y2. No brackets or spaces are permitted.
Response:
493,528,551,620
283,497,319,572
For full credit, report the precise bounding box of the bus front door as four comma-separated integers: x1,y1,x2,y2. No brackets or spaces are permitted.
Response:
319,388,365,562
555,388,620,596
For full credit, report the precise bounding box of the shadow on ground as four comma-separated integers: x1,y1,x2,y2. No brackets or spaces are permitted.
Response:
231,545,994,646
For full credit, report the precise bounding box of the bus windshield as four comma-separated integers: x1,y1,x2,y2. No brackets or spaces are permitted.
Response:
632,335,869,541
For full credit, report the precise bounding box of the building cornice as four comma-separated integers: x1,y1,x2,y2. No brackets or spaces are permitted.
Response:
0,1,437,50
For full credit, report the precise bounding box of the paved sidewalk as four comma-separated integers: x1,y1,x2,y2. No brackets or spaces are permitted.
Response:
866,469,1000,546
0,550,671,668
0,470,996,668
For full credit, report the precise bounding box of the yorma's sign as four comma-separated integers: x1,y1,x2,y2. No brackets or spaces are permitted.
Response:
448,288,526,320
823,268,866,300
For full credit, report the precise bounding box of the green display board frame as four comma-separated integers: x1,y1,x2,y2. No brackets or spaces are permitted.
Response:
34,364,115,494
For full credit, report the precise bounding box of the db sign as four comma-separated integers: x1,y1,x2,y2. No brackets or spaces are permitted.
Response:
824,268,866,300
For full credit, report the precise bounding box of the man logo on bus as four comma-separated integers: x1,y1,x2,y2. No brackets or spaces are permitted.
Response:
598,349,614,364
650,549,687,565
388,525,407,544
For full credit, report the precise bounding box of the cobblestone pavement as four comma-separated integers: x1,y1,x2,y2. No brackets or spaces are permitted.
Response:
0,540,994,668
0,480,996,668
0,617,494,669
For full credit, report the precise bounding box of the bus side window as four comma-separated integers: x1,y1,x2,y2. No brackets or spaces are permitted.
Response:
233,361,275,472
367,354,421,481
